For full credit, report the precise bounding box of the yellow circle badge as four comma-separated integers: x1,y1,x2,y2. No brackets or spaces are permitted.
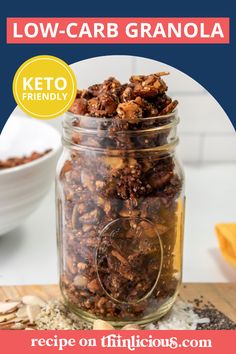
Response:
13,55,77,119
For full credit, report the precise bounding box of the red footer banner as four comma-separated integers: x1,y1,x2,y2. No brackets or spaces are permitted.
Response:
0,330,235,353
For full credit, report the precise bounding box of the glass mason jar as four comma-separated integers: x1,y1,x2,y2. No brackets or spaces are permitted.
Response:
56,110,185,326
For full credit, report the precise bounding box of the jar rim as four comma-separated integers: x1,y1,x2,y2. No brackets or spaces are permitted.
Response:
63,110,179,138
62,109,179,154
64,109,178,129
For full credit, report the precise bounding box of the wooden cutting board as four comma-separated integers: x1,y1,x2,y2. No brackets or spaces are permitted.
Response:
0,283,236,322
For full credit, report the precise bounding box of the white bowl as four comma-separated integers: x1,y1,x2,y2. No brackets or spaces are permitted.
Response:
0,115,61,236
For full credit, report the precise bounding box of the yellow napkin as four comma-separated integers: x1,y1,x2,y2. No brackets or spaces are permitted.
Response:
215,223,236,267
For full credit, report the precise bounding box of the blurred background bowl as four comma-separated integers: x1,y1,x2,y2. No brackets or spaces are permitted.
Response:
0,115,61,236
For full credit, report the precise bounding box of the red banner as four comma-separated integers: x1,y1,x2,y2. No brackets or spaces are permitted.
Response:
7,17,229,44
0,330,235,353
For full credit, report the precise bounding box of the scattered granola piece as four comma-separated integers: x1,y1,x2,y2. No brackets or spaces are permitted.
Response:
22,295,46,307
0,302,20,315
26,305,41,324
93,319,115,330
0,313,16,323
122,324,141,330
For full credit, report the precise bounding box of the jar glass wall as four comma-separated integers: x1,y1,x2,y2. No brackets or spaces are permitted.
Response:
56,111,185,326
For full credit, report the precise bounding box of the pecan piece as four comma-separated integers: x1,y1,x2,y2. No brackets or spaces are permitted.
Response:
117,101,143,123
159,100,178,115
130,73,168,97
79,209,102,224
111,250,128,265
74,275,88,288
87,93,118,117
120,85,134,102
69,98,88,115
148,171,173,189
77,262,88,270
81,170,94,192
103,156,125,170
87,279,100,293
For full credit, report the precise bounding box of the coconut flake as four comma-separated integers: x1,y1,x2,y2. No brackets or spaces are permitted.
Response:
145,300,210,330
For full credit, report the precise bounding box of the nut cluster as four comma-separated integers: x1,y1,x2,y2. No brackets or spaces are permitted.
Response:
58,72,184,322
70,72,178,121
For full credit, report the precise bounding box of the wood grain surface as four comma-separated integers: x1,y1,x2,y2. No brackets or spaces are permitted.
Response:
0,283,235,322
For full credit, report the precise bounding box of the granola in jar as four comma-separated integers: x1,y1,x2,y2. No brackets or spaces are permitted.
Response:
56,72,185,325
